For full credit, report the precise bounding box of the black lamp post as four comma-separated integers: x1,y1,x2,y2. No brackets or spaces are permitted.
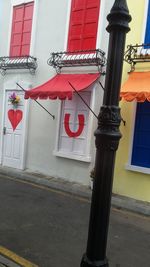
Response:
80,1,131,267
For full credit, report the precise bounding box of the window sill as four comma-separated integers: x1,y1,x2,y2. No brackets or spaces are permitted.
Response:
125,163,150,175
53,150,91,163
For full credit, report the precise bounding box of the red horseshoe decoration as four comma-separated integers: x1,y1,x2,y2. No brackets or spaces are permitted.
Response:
64,113,85,138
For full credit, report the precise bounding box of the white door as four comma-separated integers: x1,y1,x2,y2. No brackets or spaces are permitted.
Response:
2,90,26,169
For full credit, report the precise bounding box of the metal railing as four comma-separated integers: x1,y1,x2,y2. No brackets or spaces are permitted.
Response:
124,43,150,71
0,56,37,75
47,49,106,73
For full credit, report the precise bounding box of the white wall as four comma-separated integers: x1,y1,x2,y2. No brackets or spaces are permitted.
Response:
0,0,113,186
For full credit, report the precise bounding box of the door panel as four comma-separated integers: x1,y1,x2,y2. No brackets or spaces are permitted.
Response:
2,91,25,169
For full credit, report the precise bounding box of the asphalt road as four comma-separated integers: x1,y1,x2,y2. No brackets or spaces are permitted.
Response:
0,175,149,267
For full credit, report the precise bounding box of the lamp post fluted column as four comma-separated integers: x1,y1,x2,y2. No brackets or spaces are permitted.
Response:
80,1,131,267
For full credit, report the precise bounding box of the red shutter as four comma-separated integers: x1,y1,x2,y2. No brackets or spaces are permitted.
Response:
67,0,100,51
21,2,34,56
10,5,24,56
10,2,34,57
82,0,100,50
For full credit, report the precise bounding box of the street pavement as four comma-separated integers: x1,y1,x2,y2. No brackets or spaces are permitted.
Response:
0,175,149,267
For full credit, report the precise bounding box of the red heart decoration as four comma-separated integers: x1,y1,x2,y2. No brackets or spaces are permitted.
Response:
8,109,23,131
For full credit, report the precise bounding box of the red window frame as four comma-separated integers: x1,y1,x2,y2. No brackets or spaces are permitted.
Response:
67,0,100,52
10,2,34,57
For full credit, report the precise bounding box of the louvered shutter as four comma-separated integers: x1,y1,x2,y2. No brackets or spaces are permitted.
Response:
21,2,34,55
10,5,24,56
82,0,100,50
67,0,100,51
10,2,34,57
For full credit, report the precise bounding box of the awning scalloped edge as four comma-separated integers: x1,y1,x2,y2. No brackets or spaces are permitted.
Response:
120,92,150,102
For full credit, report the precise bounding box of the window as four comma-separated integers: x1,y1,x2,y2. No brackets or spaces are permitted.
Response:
56,0,100,161
10,2,34,57
56,91,92,161
144,0,150,44
67,0,100,51
131,101,150,168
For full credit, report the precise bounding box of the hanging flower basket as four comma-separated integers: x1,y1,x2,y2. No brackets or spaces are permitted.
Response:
9,92,21,107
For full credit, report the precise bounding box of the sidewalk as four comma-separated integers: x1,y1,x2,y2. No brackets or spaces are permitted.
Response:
0,165,149,216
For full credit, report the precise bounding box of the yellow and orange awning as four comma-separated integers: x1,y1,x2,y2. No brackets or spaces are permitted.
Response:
120,71,150,102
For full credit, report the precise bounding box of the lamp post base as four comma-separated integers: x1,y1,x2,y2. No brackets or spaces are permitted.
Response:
81,254,109,267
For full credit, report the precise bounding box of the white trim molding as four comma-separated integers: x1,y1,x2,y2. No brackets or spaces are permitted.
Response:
125,164,150,175
141,0,149,43
11,0,33,5
96,0,106,49
125,101,150,175
30,0,39,56
140,0,150,54
54,83,100,163
64,0,107,51
63,0,72,50
0,80,31,169
53,151,91,163
8,0,38,57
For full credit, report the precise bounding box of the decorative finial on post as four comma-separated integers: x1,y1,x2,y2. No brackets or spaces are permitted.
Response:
107,0,131,33
80,0,131,267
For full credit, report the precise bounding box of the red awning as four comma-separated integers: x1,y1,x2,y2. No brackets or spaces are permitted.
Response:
25,73,100,100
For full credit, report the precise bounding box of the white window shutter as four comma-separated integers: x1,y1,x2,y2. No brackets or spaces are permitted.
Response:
58,91,91,157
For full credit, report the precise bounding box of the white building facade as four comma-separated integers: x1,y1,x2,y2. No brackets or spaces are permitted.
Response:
0,0,112,186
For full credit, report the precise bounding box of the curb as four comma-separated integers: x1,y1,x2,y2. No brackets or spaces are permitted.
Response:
0,166,149,216
0,166,92,200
